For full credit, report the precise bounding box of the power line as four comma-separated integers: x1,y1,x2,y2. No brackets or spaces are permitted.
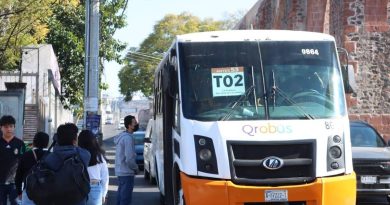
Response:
127,51,163,61
126,56,160,64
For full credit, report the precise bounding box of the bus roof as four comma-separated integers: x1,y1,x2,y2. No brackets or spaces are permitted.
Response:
176,30,335,43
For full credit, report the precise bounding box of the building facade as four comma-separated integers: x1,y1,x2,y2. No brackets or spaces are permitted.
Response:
0,44,73,142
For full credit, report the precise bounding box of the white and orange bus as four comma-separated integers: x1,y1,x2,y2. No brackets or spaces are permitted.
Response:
152,30,356,205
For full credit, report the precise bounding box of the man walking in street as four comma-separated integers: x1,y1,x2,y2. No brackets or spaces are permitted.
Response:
114,115,139,205
0,115,25,205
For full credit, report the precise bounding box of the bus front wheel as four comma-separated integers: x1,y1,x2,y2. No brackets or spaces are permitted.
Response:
173,167,185,205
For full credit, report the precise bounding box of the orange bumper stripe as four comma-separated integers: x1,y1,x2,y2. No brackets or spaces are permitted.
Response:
181,172,356,205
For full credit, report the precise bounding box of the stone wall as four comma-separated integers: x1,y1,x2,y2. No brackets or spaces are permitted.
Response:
237,0,390,140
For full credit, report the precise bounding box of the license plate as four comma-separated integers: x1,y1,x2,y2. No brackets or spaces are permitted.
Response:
361,176,377,184
265,190,288,202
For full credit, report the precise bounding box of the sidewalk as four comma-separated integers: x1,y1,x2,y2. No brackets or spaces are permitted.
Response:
102,136,118,204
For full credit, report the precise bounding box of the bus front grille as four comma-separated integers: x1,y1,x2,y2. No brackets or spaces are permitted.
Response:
227,140,316,186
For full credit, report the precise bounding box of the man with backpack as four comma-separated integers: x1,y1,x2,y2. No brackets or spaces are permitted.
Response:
15,131,50,204
26,123,91,205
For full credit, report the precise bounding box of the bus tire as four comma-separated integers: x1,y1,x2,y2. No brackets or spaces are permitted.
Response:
160,193,165,205
150,172,156,185
173,166,185,205
144,168,150,180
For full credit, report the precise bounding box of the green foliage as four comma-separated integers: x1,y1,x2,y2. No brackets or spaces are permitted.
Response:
46,2,85,110
0,0,52,70
100,0,127,63
1,0,128,113
119,12,224,100
46,0,128,110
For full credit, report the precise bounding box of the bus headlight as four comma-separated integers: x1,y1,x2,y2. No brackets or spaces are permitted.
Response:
329,146,342,159
194,135,218,174
327,135,345,171
199,149,212,161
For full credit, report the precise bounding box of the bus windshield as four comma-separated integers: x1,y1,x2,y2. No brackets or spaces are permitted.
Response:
179,41,346,121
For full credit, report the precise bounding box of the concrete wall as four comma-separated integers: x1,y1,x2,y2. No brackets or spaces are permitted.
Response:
0,44,73,141
237,0,390,140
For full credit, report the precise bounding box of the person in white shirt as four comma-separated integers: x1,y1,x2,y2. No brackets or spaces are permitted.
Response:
78,130,109,205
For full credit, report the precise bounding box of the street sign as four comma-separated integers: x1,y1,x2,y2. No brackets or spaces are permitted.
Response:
86,114,101,136
85,97,98,112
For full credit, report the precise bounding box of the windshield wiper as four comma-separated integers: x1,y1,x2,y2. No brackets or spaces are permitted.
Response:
270,71,314,120
220,85,255,121
250,66,259,114
256,40,269,119
273,86,315,119
272,71,277,109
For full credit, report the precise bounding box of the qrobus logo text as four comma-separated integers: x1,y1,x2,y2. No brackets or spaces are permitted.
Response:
242,123,292,136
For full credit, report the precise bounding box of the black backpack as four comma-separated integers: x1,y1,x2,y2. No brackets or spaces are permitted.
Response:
26,150,90,205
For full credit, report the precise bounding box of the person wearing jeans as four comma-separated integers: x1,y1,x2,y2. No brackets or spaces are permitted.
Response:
114,115,139,205
117,176,135,204
0,184,17,205
87,181,103,205
78,130,109,205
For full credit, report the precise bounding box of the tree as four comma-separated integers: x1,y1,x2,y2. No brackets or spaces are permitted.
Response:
118,12,224,100
46,0,128,112
0,0,53,70
220,9,247,30
0,0,127,114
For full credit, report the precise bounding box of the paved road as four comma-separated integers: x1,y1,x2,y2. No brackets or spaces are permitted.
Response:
102,124,160,205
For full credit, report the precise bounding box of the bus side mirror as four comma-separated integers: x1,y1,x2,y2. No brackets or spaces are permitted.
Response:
144,137,151,143
342,65,357,94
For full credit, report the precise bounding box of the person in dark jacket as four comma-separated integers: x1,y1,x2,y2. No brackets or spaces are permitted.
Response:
0,115,25,205
15,131,49,205
43,123,91,205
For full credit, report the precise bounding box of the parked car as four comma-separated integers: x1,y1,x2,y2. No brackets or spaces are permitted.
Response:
143,119,156,184
105,118,113,124
133,131,145,169
351,121,390,203
118,118,125,130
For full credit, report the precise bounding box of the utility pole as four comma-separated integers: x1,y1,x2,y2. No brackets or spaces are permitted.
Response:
84,0,100,134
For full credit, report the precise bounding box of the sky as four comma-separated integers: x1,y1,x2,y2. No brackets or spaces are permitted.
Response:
102,0,258,98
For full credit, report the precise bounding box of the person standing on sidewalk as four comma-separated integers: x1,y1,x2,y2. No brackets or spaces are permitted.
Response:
42,123,91,205
0,115,26,205
114,115,139,205
15,131,49,205
78,130,109,205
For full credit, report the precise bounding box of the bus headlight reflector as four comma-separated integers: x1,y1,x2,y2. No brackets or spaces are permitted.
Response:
333,135,342,143
199,149,212,161
331,162,339,169
198,138,206,146
205,164,213,171
329,146,342,159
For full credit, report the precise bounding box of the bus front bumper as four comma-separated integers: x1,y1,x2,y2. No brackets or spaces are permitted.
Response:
181,172,356,205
